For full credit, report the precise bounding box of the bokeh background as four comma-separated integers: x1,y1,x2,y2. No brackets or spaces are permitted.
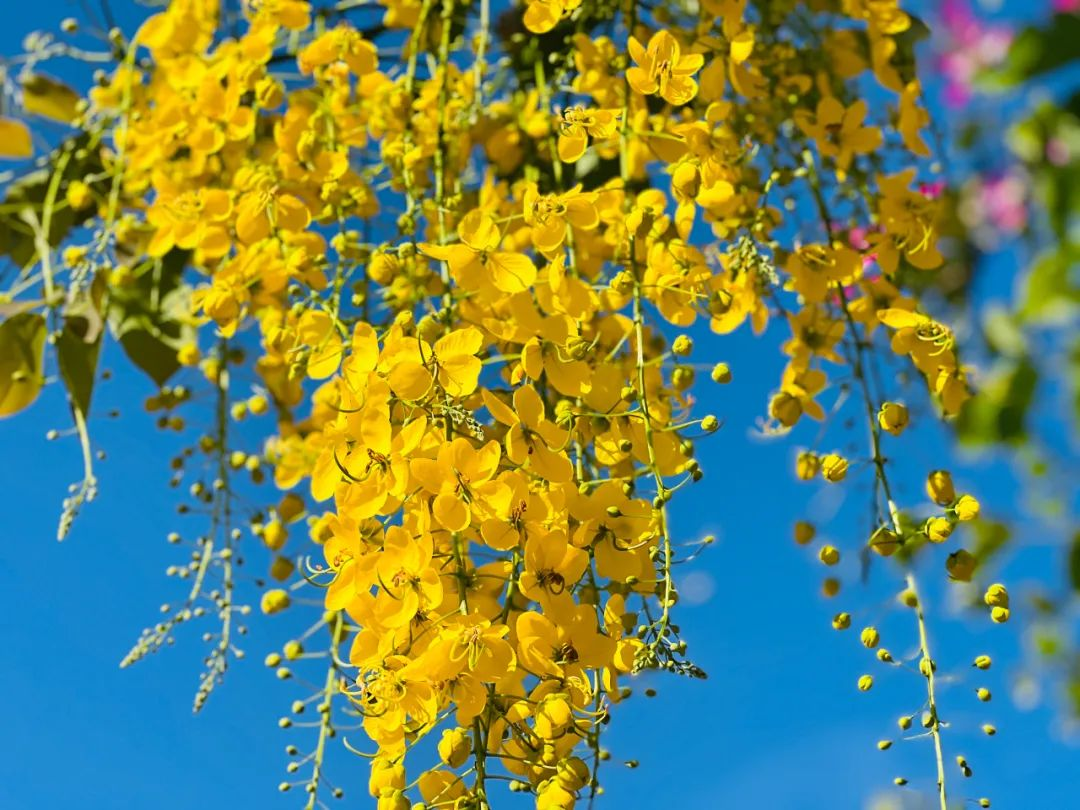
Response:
1,1,1077,808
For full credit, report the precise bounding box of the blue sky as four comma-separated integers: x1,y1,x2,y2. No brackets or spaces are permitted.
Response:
1,1,1077,809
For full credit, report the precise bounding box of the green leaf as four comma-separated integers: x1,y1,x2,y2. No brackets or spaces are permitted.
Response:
957,358,1038,445
107,250,193,386
0,311,47,418
983,14,1080,88
1069,531,1080,594
0,133,105,267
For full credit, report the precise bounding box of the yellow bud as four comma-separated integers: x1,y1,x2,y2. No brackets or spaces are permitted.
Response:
283,640,304,660
898,715,912,730
982,723,997,736
263,520,288,551
270,556,295,582
671,335,693,356
820,453,848,483
899,589,918,608
976,687,992,702
858,674,874,692
769,391,803,427
973,655,992,670
919,657,936,677
860,627,880,649
926,470,956,505
278,493,305,523
894,777,908,786
983,583,1009,608
177,343,201,367
832,612,851,630
711,362,732,384
877,401,909,436
794,521,815,545
979,800,991,809
819,545,840,566
868,526,902,557
953,493,980,521
990,606,1010,624
822,577,841,597
877,740,892,751
264,652,282,667
701,414,720,432
437,727,471,768
795,451,820,481
556,757,590,791
260,589,291,615
924,516,954,543
247,394,270,416
877,648,893,663
946,549,978,582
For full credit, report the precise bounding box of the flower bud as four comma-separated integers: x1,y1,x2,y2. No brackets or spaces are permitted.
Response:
263,519,288,551
946,549,977,582
711,362,732,384
924,516,953,543
953,494,980,521
177,343,201,367
437,727,471,768
877,402,909,436
795,451,820,480
973,655,992,670
769,391,802,427
858,674,874,691
671,335,693,356
926,470,956,506
820,453,848,483
832,612,851,630
819,545,840,566
794,521,815,545
868,526,901,557
860,627,880,649
983,583,1009,608
261,589,291,615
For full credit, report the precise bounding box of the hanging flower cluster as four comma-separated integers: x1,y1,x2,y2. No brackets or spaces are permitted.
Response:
0,0,1013,807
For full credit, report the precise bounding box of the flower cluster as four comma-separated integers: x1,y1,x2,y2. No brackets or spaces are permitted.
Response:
0,0,1012,806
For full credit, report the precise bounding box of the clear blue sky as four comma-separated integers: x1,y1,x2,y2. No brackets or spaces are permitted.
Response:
1,2,1076,809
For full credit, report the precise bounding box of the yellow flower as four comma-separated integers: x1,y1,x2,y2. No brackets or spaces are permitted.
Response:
420,210,537,294
516,603,615,679
298,23,378,75
556,106,620,162
522,182,600,254
146,188,233,260
795,97,882,174
519,529,589,605
483,385,573,483
627,31,704,106
372,527,442,628
410,438,511,532
523,0,582,34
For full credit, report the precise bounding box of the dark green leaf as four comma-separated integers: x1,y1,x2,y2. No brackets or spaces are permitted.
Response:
1069,532,1080,593
983,15,1080,88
